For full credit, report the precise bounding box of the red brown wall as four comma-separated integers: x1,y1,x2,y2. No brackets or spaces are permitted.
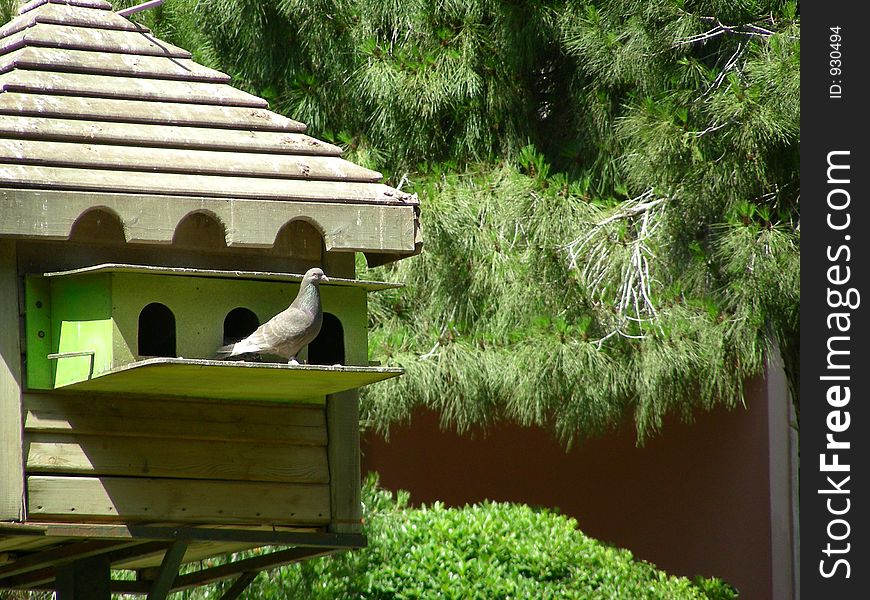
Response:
362,377,775,599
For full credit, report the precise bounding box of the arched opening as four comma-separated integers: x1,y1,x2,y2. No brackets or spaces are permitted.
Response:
223,307,260,346
69,208,125,243
272,219,324,263
173,211,227,250
308,313,345,365
138,303,176,357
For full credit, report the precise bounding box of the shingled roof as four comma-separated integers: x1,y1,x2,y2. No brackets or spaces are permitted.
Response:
0,0,421,260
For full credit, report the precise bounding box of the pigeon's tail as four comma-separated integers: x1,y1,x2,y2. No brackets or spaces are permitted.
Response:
214,344,237,360
215,342,262,362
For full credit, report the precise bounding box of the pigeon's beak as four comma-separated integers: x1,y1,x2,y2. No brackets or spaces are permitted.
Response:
321,274,329,282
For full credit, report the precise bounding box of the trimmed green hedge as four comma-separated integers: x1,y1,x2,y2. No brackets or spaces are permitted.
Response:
244,476,737,599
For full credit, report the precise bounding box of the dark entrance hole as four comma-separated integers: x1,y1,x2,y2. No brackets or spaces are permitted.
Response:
224,307,260,345
308,313,345,365
138,303,176,357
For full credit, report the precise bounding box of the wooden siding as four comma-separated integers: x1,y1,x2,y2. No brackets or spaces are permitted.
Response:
22,393,331,526
27,476,331,525
0,189,419,251
0,240,24,520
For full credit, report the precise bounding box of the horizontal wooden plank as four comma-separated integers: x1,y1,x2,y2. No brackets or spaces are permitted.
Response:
23,393,327,444
0,2,148,39
1,522,325,541
0,70,267,108
111,541,261,570
27,476,331,524
43,263,401,291
18,1,112,16
0,189,420,251
0,536,71,553
0,46,231,82
0,23,190,58
56,359,402,402
0,163,415,205
25,434,329,483
0,93,305,132
0,115,334,154
0,139,381,182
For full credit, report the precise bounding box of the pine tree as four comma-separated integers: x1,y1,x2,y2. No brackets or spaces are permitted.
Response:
20,0,800,443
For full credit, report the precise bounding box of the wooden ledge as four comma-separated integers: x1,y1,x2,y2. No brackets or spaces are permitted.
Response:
42,263,403,291
56,358,402,402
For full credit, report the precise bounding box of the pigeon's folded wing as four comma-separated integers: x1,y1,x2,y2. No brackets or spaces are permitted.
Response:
253,306,315,352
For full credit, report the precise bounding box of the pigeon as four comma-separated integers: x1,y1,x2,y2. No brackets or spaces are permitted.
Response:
215,267,329,364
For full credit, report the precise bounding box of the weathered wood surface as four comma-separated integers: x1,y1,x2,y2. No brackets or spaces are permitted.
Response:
0,70,266,107
0,46,231,82
55,359,401,402
25,434,329,483
0,115,334,154
0,2,148,40
0,93,305,132
0,240,25,521
0,139,381,182
28,476,331,524
0,189,419,252
110,541,261,570
0,522,326,541
0,23,191,58
0,535,70,553
0,164,414,204
43,263,401,291
18,1,113,17
326,390,362,534
326,257,362,534
23,393,327,445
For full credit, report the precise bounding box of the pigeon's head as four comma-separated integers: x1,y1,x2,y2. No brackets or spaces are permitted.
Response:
303,267,329,285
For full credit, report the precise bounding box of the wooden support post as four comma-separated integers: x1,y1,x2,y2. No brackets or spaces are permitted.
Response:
146,541,188,600
324,252,363,534
0,239,25,520
55,554,111,600
326,389,362,533
218,572,259,600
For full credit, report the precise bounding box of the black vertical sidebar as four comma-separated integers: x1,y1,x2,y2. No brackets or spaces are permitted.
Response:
801,2,868,598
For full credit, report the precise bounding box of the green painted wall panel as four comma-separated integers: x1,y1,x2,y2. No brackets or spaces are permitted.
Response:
109,273,368,365
24,270,371,403
24,276,52,389
49,274,114,387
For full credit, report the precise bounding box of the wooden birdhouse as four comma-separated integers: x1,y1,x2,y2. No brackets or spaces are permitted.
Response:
0,0,421,596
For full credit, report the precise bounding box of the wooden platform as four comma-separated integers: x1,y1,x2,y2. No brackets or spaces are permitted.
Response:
56,358,403,402
0,522,365,593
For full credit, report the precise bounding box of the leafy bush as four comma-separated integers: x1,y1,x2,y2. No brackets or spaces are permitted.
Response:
244,476,736,599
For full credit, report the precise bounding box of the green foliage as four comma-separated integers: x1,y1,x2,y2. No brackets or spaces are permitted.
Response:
201,476,737,599
0,0,15,27
0,1,800,439
360,161,773,443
